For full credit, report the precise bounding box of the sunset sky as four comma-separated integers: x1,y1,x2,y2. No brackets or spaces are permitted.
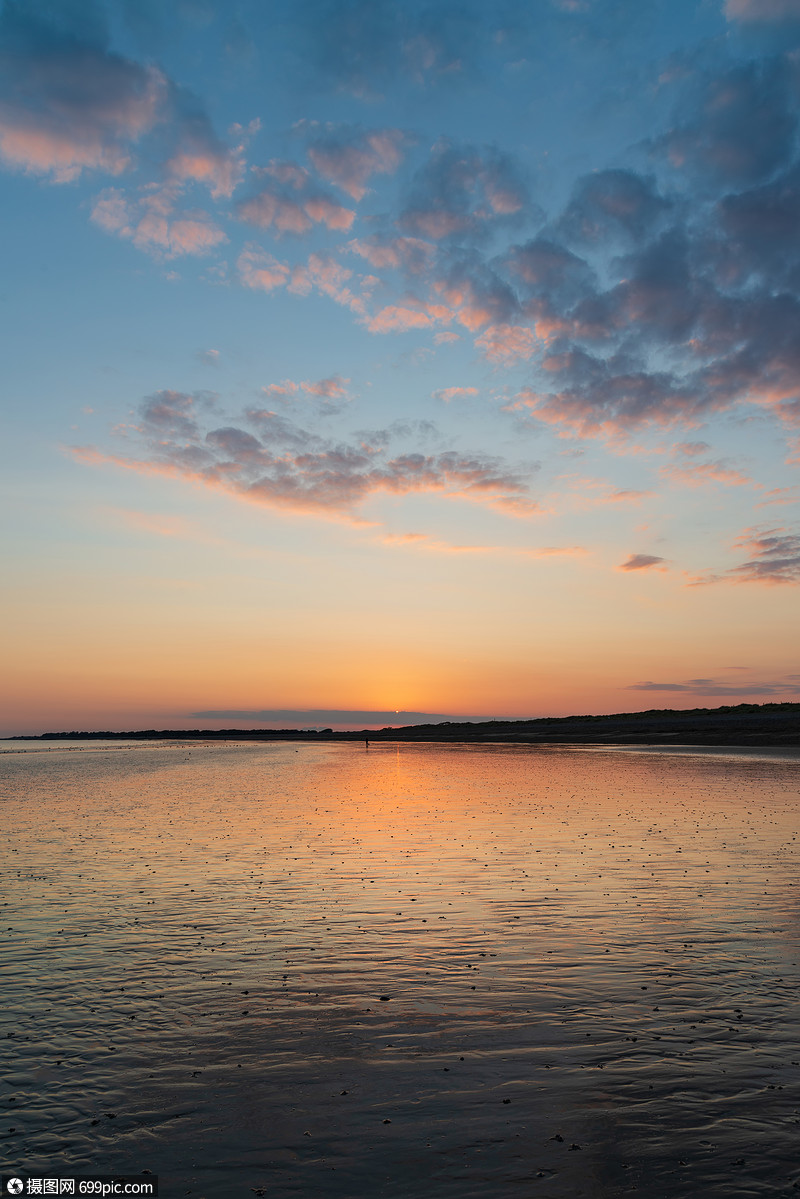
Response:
2,0,800,734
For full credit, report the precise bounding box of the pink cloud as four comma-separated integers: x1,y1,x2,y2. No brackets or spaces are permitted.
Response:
305,127,409,200
532,545,588,557
237,162,355,234
238,190,344,234
365,302,452,333
381,534,584,556
262,380,298,396
660,459,752,487
432,386,479,402
690,527,800,586
756,485,800,507
294,253,367,315
301,375,350,399
382,532,430,545
263,375,351,403
432,277,511,332
236,247,374,318
558,475,654,509
506,376,708,442
0,55,166,182
727,526,800,584
0,16,248,204
434,331,460,345
602,488,654,504
347,236,435,273
400,141,532,241
475,324,537,365
237,246,290,292
303,196,355,231
91,186,227,258
165,144,243,200
72,398,537,521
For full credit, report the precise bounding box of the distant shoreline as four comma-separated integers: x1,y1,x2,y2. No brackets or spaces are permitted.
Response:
5,701,800,747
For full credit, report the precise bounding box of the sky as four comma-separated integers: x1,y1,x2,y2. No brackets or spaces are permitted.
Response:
2,0,800,734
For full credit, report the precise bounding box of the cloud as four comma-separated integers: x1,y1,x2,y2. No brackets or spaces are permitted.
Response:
619,553,667,571
627,678,800,695
196,349,220,366
190,708,453,726
599,489,653,505
475,323,536,365
432,252,520,330
504,236,596,313
0,3,241,198
725,0,800,23
687,526,800,586
91,185,227,258
756,485,800,507
238,247,375,319
382,533,586,557
507,270,800,439
282,252,372,318
554,475,654,511
713,164,800,287
347,235,436,274
22,3,800,474
164,105,244,199
462,150,800,443
0,3,166,181
137,388,217,438
727,526,800,584
299,374,350,399
237,245,291,292
75,389,538,519
301,123,410,199
573,228,700,344
557,170,670,246
399,140,535,242
659,459,753,488
262,375,351,406
237,160,355,234
658,58,796,186
364,301,451,333
353,419,440,449
293,0,492,96
509,358,699,439
432,386,478,402
627,681,698,692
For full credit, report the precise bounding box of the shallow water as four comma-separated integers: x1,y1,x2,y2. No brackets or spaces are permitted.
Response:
1,741,799,1197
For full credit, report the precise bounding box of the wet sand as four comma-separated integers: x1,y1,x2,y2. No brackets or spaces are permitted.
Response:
1,742,799,1197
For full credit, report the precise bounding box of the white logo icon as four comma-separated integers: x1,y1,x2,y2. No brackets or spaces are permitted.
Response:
7,1181,24,1196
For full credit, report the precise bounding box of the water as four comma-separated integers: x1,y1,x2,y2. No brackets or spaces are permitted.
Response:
1,741,799,1197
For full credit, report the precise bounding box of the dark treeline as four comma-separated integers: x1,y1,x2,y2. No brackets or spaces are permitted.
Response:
7,702,800,746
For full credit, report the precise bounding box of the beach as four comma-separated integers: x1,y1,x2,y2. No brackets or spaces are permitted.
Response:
2,741,799,1197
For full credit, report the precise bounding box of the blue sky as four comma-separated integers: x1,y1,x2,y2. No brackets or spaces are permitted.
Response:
2,0,800,733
